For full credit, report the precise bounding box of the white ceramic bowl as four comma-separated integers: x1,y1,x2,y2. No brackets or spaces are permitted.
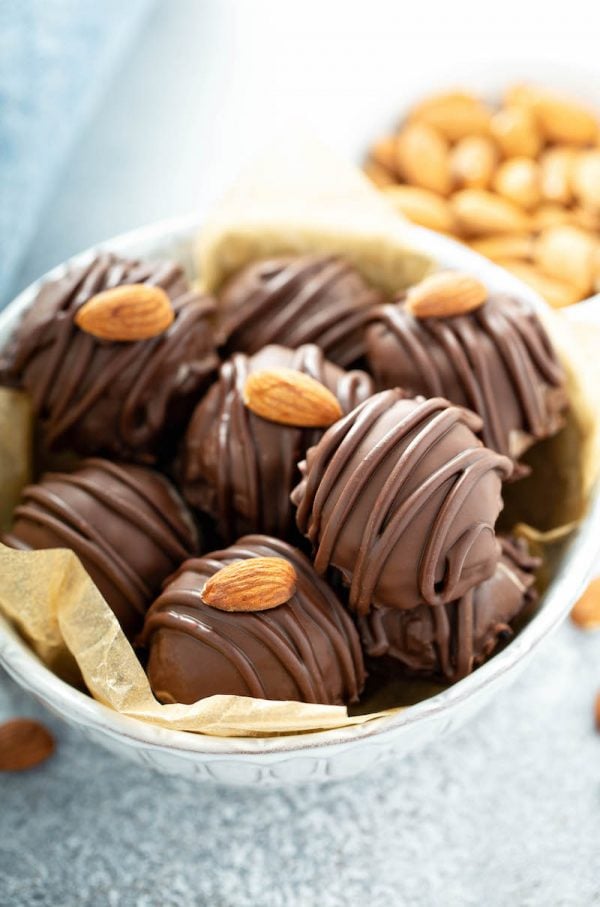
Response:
1,216,599,786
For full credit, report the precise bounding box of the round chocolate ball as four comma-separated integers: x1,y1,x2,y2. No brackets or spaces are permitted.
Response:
217,255,382,367
0,252,218,463
2,458,199,640
293,390,514,614
358,536,539,682
141,535,366,706
180,343,373,541
365,293,568,468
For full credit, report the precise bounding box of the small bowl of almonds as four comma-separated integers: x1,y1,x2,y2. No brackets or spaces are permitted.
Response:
364,83,600,309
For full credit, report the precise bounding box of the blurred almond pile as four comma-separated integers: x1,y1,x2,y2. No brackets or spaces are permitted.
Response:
365,85,600,307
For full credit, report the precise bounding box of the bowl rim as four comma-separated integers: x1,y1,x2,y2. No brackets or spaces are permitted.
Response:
1,214,599,759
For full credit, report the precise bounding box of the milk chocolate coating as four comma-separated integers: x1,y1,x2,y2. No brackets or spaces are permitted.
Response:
359,537,539,682
217,255,382,367
0,253,218,462
293,391,514,614
142,535,366,706
180,344,373,541
365,294,568,468
2,459,199,640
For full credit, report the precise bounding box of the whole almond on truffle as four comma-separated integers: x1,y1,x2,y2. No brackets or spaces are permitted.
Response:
405,271,488,318
201,557,297,612
75,284,174,341
243,368,343,427
0,718,55,772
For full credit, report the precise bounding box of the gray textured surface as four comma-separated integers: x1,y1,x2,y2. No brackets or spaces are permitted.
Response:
2,621,600,907
2,2,600,904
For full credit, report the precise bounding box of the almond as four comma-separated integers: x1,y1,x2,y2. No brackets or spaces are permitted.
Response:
243,368,343,427
572,205,600,232
493,158,541,211
382,185,455,233
201,557,297,612
490,106,542,158
572,150,600,210
408,91,491,141
370,135,398,175
75,284,174,341
405,271,488,318
0,718,55,772
498,260,582,308
532,203,574,231
571,577,600,629
451,136,498,189
534,226,598,295
451,189,531,236
395,123,452,196
364,160,396,189
539,147,575,205
506,83,599,145
470,234,534,262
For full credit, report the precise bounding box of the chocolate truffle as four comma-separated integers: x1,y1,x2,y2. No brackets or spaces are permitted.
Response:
0,252,218,462
217,255,382,367
359,537,539,682
365,293,568,466
2,458,198,640
180,343,373,541
293,390,514,615
142,535,366,705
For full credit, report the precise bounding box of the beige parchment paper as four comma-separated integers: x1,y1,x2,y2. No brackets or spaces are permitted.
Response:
1,143,600,737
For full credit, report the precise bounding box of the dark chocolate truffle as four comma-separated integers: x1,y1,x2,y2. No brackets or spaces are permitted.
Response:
141,535,366,705
365,293,568,467
293,390,514,615
217,255,382,367
180,343,373,541
359,537,539,682
0,252,218,462
2,458,198,640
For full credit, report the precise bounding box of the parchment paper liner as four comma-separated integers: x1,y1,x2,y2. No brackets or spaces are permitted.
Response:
1,143,599,737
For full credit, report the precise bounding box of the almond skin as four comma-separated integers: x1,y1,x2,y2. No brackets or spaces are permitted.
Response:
75,283,174,341
201,557,297,612
243,368,343,427
405,271,488,319
451,189,531,236
490,106,542,158
395,122,452,196
571,577,600,630
451,135,498,189
0,718,55,772
408,91,491,141
534,226,598,295
382,185,455,233
506,84,598,146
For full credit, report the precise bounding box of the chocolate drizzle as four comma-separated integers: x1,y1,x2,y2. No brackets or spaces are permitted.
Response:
359,537,540,681
180,344,373,541
293,390,513,614
217,255,382,367
1,253,218,462
2,459,198,640
141,535,365,705
365,294,568,466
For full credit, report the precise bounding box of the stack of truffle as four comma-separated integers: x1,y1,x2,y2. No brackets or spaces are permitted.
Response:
0,249,568,708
